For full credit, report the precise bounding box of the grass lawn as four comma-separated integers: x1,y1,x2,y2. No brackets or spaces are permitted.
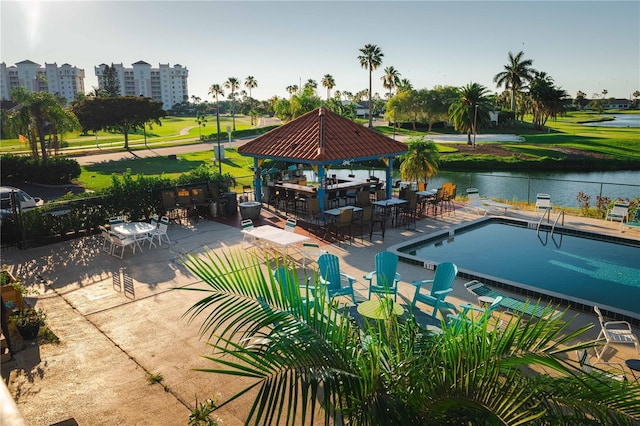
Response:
80,147,255,192
0,115,253,153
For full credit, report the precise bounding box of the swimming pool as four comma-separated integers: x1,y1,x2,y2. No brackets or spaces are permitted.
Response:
389,218,640,323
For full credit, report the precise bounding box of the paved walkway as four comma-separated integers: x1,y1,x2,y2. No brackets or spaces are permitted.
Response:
1,206,639,425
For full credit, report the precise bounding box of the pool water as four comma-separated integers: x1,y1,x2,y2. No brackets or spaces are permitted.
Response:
398,221,640,317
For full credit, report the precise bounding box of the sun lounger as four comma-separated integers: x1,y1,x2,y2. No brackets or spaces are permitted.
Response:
621,208,640,232
466,188,514,215
464,280,561,320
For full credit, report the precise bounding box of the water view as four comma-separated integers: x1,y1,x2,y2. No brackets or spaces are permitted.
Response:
583,114,640,127
304,169,639,208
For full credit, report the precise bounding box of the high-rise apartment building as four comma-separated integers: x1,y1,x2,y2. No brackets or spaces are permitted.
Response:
94,61,189,110
0,60,85,104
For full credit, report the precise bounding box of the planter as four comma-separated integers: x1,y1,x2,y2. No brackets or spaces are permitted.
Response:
17,324,40,340
1,285,24,310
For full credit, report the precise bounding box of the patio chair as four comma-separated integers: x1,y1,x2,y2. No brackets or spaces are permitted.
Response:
99,225,114,254
352,205,373,242
110,232,138,258
241,219,256,248
301,242,327,270
464,281,562,320
621,208,640,232
160,189,181,222
576,349,627,382
441,183,457,215
427,187,444,217
535,193,553,215
317,253,357,305
326,208,353,246
357,191,371,207
364,251,401,301
273,266,314,309
593,305,640,360
284,217,297,233
446,296,504,330
411,262,458,318
150,215,171,247
605,201,629,227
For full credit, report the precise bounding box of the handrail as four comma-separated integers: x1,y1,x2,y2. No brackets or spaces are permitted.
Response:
550,210,565,236
536,209,551,235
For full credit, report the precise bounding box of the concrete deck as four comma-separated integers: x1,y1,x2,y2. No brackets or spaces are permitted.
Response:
1,204,639,425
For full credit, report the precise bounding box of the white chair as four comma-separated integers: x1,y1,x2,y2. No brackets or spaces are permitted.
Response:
466,188,489,216
110,233,137,259
151,216,171,247
99,225,114,255
605,202,629,227
301,242,327,270
241,219,255,248
535,193,553,215
593,305,640,360
577,350,627,382
144,215,159,248
284,217,297,233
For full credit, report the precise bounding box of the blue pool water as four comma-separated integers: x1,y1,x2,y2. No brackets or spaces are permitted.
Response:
395,220,640,318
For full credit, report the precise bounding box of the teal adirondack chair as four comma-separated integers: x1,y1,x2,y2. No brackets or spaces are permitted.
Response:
364,251,401,301
411,262,458,318
273,266,314,310
318,253,357,304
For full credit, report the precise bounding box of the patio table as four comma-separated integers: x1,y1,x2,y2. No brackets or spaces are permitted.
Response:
372,198,407,227
111,222,157,251
241,224,309,255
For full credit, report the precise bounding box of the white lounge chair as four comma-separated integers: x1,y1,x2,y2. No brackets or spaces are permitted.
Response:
535,193,553,215
593,305,640,360
605,201,629,228
576,350,627,382
621,208,640,232
466,188,489,216
466,188,514,215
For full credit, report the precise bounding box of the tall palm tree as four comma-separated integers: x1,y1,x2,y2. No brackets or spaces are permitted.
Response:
399,137,439,186
381,66,401,100
181,250,640,425
448,82,492,145
224,77,241,131
493,50,535,114
286,85,298,99
358,43,384,127
304,79,318,92
245,76,258,124
321,74,336,100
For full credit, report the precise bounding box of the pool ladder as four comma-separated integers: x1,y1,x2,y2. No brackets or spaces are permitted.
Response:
537,210,565,247
537,209,564,236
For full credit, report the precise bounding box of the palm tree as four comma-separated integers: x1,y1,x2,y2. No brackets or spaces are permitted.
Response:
397,78,413,93
224,77,241,131
181,250,640,425
245,76,258,125
358,43,384,127
286,85,298,99
304,79,317,92
399,137,439,186
448,82,492,145
321,74,336,100
8,87,79,165
493,50,535,114
381,66,401,100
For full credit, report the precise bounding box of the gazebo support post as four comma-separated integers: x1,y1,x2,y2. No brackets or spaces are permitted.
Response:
317,165,326,213
386,158,394,200
253,158,262,203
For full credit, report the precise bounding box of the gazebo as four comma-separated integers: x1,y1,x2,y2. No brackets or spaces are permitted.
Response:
238,107,408,212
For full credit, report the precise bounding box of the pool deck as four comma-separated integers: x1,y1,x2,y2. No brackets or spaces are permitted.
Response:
1,204,639,425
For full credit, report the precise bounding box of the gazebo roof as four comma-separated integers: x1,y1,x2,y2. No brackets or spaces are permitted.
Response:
238,107,407,165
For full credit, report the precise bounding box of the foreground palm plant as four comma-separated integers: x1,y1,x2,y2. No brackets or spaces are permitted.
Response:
182,249,640,425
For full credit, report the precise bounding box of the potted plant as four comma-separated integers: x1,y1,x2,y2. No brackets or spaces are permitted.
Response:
14,307,46,339
1,266,24,310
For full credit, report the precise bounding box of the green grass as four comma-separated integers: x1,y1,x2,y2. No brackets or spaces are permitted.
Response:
80,147,255,192
0,115,253,153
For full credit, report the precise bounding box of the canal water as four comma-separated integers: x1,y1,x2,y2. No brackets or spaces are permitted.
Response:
304,169,639,208
583,114,640,128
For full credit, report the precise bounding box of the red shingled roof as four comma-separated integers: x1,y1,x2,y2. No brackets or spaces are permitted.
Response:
238,107,407,163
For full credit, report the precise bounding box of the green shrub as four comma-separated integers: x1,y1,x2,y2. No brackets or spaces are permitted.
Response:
0,154,81,184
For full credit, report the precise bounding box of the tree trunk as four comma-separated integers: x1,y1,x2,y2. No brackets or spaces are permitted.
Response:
467,130,472,145
368,69,373,128
37,123,48,166
123,126,130,150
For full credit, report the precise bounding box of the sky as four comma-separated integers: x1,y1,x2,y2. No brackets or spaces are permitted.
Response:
2,0,639,102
